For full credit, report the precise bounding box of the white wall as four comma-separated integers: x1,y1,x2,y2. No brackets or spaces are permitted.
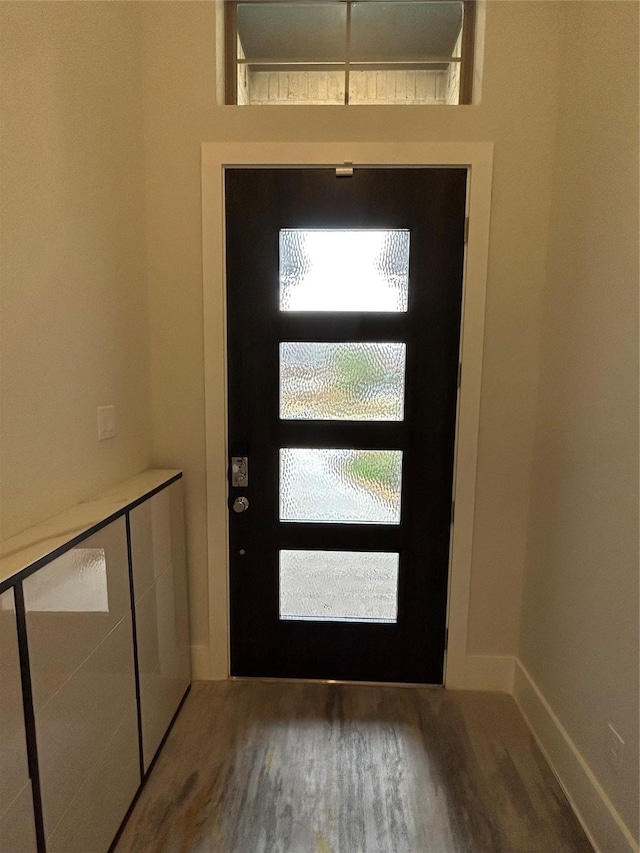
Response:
0,2,151,539
518,2,639,848
139,0,565,672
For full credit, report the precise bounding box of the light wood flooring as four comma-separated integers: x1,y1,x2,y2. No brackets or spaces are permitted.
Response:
115,681,593,853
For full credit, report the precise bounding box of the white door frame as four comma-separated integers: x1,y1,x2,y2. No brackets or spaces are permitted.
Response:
201,141,494,689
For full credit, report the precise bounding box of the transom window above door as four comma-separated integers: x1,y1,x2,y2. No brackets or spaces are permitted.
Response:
224,1,476,105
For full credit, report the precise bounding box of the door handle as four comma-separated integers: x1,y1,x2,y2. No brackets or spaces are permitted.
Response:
232,496,250,513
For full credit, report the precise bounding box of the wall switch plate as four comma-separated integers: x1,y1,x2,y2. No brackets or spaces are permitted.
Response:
97,405,116,441
607,724,625,776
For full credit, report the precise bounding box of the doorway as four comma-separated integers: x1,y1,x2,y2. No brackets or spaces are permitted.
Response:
225,167,466,683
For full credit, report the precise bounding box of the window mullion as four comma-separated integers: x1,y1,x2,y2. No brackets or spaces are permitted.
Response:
226,1,239,106
459,0,476,104
344,1,352,105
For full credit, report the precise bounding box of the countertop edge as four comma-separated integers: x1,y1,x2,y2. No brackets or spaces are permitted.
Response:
0,469,183,593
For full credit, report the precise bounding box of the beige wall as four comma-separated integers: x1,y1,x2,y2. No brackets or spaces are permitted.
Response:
139,0,564,661
1,0,636,839
519,1,639,841
0,2,151,539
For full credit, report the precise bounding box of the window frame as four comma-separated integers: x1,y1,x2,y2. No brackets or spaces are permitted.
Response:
225,0,476,106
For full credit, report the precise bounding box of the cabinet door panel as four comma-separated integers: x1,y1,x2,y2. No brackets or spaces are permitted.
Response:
47,711,139,853
0,589,36,852
169,480,187,582
130,488,172,600
35,614,137,837
136,566,190,770
169,481,190,664
0,785,37,853
24,517,130,713
130,481,190,772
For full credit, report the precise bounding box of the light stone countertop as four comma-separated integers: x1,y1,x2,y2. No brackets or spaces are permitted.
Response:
0,469,182,590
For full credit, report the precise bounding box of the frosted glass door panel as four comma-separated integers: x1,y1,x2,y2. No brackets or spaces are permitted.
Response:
280,342,406,421
280,550,399,622
280,448,402,524
279,229,410,311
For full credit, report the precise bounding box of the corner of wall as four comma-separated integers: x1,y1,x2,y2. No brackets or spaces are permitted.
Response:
515,2,639,847
513,660,638,853
446,654,515,694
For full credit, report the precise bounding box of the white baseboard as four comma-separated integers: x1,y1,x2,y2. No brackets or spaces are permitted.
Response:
513,659,638,853
191,646,515,691
445,653,515,692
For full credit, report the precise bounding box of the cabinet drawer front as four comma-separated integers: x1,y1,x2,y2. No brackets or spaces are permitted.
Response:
136,564,190,770
0,784,37,853
24,517,131,713
0,588,37,852
0,588,30,816
130,480,187,601
35,614,138,837
46,711,139,853
130,488,172,600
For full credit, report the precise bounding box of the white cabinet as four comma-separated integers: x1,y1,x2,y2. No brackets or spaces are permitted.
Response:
23,518,139,852
0,588,37,853
130,481,191,772
0,470,188,852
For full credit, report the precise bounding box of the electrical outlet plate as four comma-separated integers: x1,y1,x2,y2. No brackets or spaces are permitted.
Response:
607,724,625,776
97,405,116,441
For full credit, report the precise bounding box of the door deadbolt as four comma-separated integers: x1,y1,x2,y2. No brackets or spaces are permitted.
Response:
231,456,248,487
232,496,249,513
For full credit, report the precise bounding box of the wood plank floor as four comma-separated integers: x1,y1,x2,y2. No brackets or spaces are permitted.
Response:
115,681,593,853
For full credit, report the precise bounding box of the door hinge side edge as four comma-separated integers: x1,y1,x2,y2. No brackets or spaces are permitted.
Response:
464,216,469,243
445,627,449,650
451,500,455,525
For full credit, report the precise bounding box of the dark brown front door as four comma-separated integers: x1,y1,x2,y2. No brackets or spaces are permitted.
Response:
225,167,466,683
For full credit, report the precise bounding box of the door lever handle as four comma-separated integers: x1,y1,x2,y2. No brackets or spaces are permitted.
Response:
232,496,249,513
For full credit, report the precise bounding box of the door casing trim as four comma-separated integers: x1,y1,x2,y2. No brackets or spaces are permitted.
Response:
201,142,494,690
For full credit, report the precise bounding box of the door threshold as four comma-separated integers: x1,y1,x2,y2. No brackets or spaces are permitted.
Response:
228,675,443,689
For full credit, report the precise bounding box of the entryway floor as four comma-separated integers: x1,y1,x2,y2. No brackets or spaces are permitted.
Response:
115,680,593,853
